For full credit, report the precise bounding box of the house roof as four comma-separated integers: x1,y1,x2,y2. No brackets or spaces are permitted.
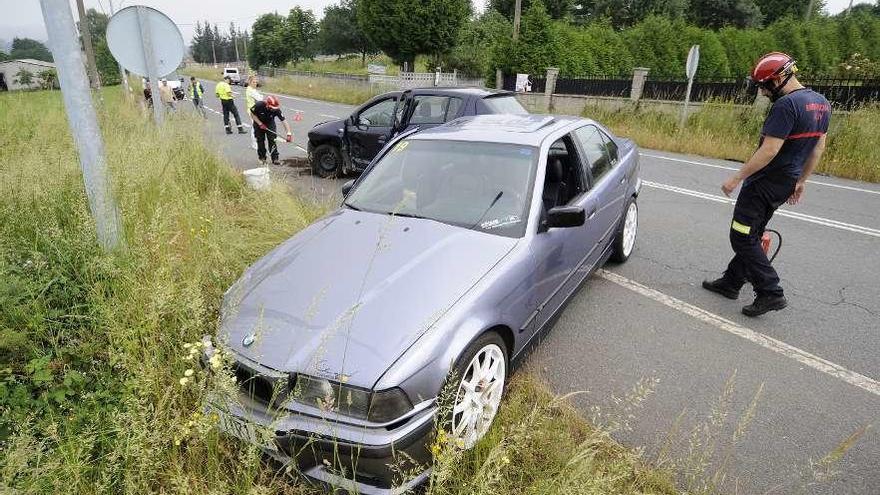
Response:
1,59,56,69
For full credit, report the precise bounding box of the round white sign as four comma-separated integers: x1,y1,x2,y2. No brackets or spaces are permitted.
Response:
106,6,183,77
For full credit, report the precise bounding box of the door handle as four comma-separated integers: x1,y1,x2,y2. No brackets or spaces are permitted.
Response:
619,177,626,185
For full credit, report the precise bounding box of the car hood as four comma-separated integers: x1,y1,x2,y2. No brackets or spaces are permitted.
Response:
219,209,517,389
308,118,345,141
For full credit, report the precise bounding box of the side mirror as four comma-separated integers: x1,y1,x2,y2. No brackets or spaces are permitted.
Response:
546,206,585,229
341,180,355,197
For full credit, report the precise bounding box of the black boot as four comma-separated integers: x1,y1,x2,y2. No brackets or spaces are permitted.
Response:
271,158,281,165
225,127,232,135
702,278,741,300
237,127,247,134
742,294,788,317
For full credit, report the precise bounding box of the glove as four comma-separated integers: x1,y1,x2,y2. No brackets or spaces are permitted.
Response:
285,133,293,143
259,123,267,130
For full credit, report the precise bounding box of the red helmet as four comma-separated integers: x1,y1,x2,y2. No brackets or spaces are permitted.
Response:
751,52,797,83
265,95,280,109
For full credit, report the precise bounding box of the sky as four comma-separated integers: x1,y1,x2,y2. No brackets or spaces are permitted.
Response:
0,0,874,48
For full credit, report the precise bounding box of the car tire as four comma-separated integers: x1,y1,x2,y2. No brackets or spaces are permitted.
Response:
610,197,638,263
311,144,343,178
446,332,508,450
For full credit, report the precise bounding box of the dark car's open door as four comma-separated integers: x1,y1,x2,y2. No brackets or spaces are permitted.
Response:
345,94,402,170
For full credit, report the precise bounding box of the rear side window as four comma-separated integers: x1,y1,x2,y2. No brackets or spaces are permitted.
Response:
481,96,528,115
573,125,614,182
409,96,464,125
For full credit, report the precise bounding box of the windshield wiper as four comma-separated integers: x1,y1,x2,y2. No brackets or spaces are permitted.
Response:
343,201,361,211
467,191,504,230
390,211,428,219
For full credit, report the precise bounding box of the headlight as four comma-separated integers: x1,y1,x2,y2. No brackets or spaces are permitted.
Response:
292,375,413,423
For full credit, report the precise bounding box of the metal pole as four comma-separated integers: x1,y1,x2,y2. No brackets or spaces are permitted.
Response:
513,0,522,40
679,76,694,129
108,0,131,98
76,0,101,88
135,6,163,125
39,0,122,250
233,31,240,63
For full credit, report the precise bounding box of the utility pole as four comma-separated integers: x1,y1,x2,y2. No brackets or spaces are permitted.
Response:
75,0,101,88
242,31,248,63
805,0,816,20
108,0,131,98
233,32,240,63
39,0,122,250
513,0,522,40
211,38,217,66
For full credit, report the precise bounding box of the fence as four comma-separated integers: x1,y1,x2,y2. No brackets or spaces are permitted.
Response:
503,68,880,110
258,67,485,90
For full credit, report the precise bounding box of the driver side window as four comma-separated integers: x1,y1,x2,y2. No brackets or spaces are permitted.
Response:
542,135,587,211
358,98,396,127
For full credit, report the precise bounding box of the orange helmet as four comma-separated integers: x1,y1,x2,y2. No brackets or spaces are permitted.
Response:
751,52,797,83
265,95,280,109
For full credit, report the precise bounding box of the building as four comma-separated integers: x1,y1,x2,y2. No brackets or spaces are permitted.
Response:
0,59,56,91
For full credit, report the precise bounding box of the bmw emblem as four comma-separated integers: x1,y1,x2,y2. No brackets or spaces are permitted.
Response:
242,333,256,347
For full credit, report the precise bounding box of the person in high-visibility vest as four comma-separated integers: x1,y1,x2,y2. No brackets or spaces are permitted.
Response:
188,76,206,118
245,75,264,149
216,76,246,134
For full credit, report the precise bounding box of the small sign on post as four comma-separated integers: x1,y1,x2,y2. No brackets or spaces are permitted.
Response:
680,44,700,129
515,73,531,92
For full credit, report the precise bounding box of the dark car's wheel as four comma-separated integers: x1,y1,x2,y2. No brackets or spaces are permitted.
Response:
311,144,343,178
610,198,638,263
448,332,507,450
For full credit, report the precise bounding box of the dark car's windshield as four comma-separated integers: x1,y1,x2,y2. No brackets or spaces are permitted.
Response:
345,139,537,237
482,96,528,115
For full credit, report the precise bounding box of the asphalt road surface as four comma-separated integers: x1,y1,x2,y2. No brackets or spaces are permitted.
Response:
192,80,879,494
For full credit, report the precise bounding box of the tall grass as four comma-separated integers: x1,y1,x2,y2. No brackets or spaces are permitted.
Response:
0,87,680,494
581,101,880,183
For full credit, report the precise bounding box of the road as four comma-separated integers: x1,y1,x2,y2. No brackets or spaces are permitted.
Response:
193,80,879,494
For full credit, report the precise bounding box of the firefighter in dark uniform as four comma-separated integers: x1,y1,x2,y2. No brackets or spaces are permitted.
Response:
703,52,831,316
251,95,292,165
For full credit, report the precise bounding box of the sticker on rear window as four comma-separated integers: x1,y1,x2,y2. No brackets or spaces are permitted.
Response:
392,140,409,153
481,215,521,230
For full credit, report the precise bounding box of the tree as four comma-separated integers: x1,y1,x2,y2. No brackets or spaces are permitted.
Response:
37,69,57,89
359,0,471,69
443,10,512,77
319,0,377,65
590,0,689,29
0,50,8,62
249,13,289,67
689,0,763,29
14,68,34,88
492,1,559,76
81,9,120,85
285,7,319,62
10,38,53,62
760,0,824,24
489,0,574,20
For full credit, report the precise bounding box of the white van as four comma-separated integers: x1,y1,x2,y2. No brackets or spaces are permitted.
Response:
222,67,241,85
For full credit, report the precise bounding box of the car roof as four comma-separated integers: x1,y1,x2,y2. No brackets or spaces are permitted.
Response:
407,87,513,98
407,114,588,147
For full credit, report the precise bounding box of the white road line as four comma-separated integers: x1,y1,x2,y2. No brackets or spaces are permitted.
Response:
643,180,880,238
597,269,880,398
320,113,340,119
642,153,880,196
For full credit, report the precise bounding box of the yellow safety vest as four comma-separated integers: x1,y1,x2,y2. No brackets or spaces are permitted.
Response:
245,86,263,111
188,82,203,99
216,81,233,100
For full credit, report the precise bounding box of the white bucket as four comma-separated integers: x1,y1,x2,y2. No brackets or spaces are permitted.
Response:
243,167,270,191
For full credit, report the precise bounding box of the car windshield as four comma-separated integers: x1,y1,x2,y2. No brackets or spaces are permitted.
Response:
482,96,528,114
345,139,537,238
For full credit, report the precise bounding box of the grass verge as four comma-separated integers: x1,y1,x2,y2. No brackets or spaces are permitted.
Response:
581,101,880,183
0,87,678,493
